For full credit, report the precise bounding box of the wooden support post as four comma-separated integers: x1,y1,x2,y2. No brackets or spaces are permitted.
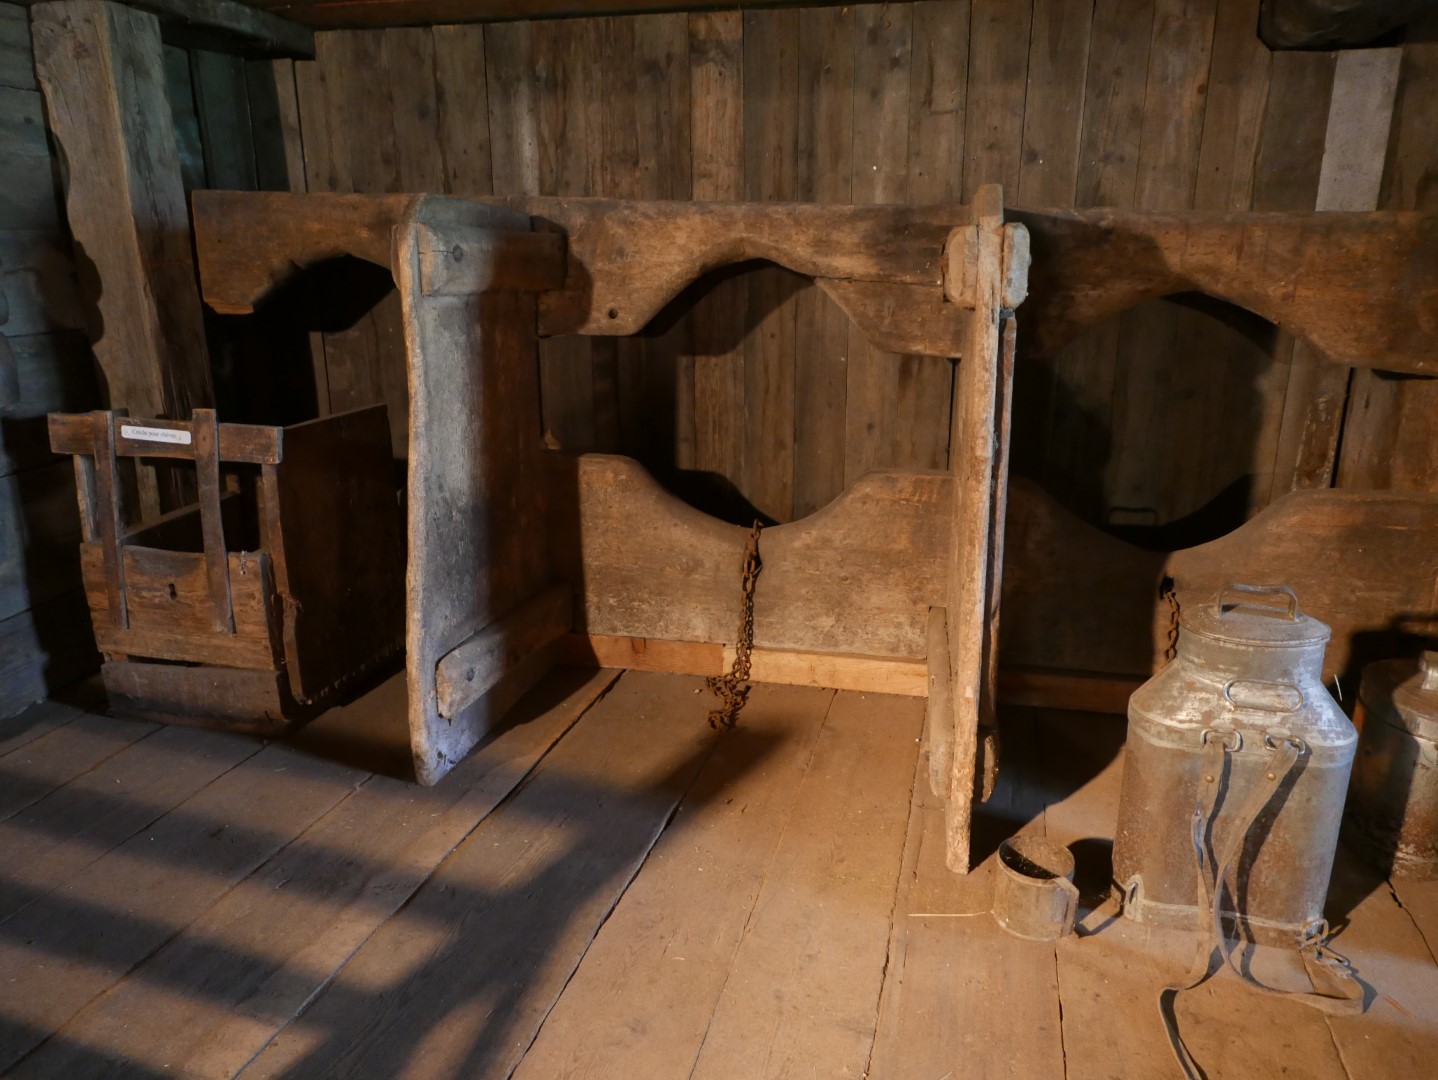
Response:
396,196,566,785
32,0,214,514
942,184,1021,874
192,408,234,634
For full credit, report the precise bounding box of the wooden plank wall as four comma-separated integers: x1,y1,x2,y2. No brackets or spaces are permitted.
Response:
285,0,1436,534
0,0,99,715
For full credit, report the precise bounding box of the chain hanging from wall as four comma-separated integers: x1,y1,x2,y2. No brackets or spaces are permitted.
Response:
705,520,764,731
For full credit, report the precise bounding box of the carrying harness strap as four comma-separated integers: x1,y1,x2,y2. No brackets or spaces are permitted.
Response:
1160,730,1365,1079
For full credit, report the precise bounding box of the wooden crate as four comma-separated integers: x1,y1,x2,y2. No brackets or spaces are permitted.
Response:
48,405,404,732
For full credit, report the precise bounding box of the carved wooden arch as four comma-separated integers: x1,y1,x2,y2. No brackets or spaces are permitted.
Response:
1012,207,1438,376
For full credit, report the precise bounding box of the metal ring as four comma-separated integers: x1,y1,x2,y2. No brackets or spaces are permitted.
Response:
1263,732,1308,755
1202,727,1242,752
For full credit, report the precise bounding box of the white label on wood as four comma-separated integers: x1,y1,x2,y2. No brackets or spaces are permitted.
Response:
120,424,191,445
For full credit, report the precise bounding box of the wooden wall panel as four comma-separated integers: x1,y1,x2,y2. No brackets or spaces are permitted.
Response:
284,0,1433,537
1,0,100,714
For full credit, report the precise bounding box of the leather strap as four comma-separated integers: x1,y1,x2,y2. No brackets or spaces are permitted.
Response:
1160,731,1364,1078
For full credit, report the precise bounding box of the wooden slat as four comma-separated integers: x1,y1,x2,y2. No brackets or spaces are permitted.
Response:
793,6,845,517
868,739,1065,1079
0,699,81,759
1337,42,1437,494
31,3,213,486
433,23,493,196
13,669,618,1080
192,49,258,190
238,671,718,1078
0,84,60,230
0,460,84,622
907,0,969,206
435,583,571,718
687,689,922,1079
0,712,156,825
0,4,35,92
512,682,835,1078
0,591,98,716
0,742,364,1074
741,8,799,522
0,724,259,924
962,0,1031,201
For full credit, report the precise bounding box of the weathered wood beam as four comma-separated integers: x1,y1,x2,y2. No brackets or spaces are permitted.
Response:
1014,206,1438,376
234,1,852,32
17,0,314,57
32,1,214,512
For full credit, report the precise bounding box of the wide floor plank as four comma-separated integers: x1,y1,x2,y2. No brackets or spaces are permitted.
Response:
513,682,836,1079
238,671,721,1079
0,724,260,924
9,668,618,1080
0,700,83,758
687,690,922,1080
0,745,365,1073
0,712,157,823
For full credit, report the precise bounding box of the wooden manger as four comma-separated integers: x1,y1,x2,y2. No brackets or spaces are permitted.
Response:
47,406,404,731
193,187,1028,871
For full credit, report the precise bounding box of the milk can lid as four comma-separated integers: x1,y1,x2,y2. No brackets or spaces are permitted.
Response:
1364,652,1438,738
1179,583,1331,647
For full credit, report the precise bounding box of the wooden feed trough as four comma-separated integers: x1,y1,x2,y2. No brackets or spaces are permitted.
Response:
47,406,404,731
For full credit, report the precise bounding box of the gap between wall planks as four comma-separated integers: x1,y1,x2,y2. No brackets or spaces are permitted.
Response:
274,0,1434,529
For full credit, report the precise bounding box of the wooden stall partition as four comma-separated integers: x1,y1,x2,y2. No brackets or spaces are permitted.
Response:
392,195,568,784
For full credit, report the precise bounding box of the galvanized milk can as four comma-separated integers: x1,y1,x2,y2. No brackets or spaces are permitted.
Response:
1113,584,1357,943
1346,651,1438,879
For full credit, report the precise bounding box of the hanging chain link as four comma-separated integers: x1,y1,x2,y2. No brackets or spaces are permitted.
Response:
705,519,764,731
1162,584,1181,663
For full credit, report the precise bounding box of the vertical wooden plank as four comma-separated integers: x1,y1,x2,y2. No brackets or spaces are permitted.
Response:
634,14,692,473
163,45,206,192
383,27,442,194
1042,0,1152,515
1017,0,1092,207
962,0,1031,201
246,59,305,193
1337,42,1434,493
1074,0,1154,208
689,10,746,493
484,20,540,197
741,7,799,521
845,4,946,492
433,24,492,197
1193,0,1279,517
1193,0,1271,212
191,50,257,191
31,2,213,458
1012,0,1093,481
792,4,853,517
1257,50,1342,502
908,0,969,206
533,17,599,452
1105,0,1218,522
306,31,398,449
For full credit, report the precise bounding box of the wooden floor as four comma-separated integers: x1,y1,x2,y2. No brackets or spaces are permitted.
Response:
0,668,1435,1078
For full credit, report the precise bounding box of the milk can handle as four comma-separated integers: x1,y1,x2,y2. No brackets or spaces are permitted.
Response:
1222,678,1305,714
1216,583,1299,621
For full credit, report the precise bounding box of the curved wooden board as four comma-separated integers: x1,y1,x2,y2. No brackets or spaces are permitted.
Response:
1013,207,1438,375
547,453,952,660
999,479,1438,684
515,198,971,338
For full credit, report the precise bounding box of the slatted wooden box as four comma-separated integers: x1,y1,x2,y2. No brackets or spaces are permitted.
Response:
48,405,404,732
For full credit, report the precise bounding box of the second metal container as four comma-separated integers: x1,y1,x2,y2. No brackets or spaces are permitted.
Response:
1345,652,1438,880
1113,584,1357,944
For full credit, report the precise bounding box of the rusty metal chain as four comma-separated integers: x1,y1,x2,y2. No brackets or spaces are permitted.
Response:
1162,584,1181,664
705,519,764,731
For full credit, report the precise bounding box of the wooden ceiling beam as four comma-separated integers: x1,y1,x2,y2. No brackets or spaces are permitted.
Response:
235,1,837,31
19,0,314,57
